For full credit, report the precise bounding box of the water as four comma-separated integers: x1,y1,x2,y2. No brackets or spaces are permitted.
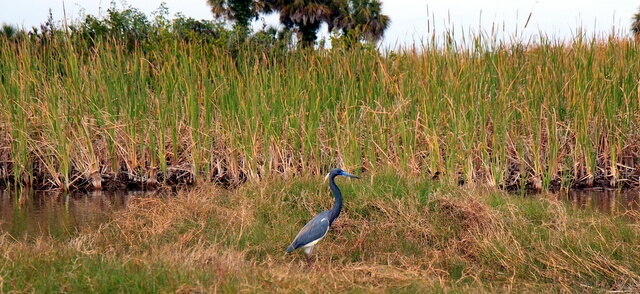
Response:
0,190,134,239
1,188,638,239
560,189,640,214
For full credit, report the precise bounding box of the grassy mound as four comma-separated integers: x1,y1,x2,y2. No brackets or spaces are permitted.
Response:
1,174,639,292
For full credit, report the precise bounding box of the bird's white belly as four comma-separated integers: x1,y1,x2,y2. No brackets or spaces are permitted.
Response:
301,218,330,254
301,237,323,254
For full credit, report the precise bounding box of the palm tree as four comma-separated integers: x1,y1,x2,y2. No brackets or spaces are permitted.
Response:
265,0,334,47
1,24,18,39
209,0,390,48
329,0,390,43
206,0,266,36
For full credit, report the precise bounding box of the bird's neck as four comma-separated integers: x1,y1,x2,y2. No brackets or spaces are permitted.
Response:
328,176,343,224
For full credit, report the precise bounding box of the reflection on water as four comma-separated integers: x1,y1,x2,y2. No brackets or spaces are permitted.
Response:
0,190,136,239
559,189,640,214
1,187,638,239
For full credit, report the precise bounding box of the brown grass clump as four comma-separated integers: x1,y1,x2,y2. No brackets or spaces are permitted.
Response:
431,191,498,262
68,180,475,291
90,185,254,253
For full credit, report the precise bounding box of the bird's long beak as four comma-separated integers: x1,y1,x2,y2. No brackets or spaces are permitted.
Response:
324,173,330,183
341,172,360,179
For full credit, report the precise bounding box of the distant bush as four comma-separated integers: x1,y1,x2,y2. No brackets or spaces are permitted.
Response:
65,2,232,52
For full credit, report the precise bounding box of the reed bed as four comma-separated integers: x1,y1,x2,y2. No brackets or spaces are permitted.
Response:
0,34,639,191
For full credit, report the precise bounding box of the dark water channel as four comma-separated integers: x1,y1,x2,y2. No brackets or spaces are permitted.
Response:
0,190,143,239
557,189,640,214
1,188,639,239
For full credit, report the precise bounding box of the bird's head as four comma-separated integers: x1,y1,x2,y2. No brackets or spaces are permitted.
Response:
325,168,360,181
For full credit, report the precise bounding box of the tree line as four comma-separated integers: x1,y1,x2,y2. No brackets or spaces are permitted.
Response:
207,0,389,47
0,0,390,50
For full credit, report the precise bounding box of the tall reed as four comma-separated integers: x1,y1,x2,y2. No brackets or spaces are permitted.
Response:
0,32,638,191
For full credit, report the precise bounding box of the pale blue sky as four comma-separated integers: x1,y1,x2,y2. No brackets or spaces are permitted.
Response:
1,1,639,48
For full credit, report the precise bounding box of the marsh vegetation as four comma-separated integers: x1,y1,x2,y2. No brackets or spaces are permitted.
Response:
1,5,640,292
1,18,639,192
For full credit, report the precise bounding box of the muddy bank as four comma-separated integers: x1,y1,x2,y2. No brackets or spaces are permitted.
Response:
1,159,639,193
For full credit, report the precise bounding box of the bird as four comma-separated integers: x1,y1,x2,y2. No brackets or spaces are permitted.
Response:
286,168,360,267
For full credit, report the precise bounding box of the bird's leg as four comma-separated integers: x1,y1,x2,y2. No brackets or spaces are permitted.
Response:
306,254,313,268
304,246,315,268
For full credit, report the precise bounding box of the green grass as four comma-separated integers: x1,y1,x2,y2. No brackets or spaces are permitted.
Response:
1,33,639,191
1,176,639,292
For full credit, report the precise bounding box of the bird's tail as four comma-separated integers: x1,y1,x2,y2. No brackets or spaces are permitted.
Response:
286,245,295,253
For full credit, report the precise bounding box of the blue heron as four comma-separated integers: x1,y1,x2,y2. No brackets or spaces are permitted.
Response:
286,168,360,267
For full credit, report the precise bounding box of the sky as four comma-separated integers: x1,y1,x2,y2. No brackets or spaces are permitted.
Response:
1,1,639,49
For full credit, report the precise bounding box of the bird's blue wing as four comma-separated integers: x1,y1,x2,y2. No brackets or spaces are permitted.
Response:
287,211,331,251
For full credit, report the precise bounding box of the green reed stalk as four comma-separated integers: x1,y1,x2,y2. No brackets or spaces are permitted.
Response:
1,30,639,191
